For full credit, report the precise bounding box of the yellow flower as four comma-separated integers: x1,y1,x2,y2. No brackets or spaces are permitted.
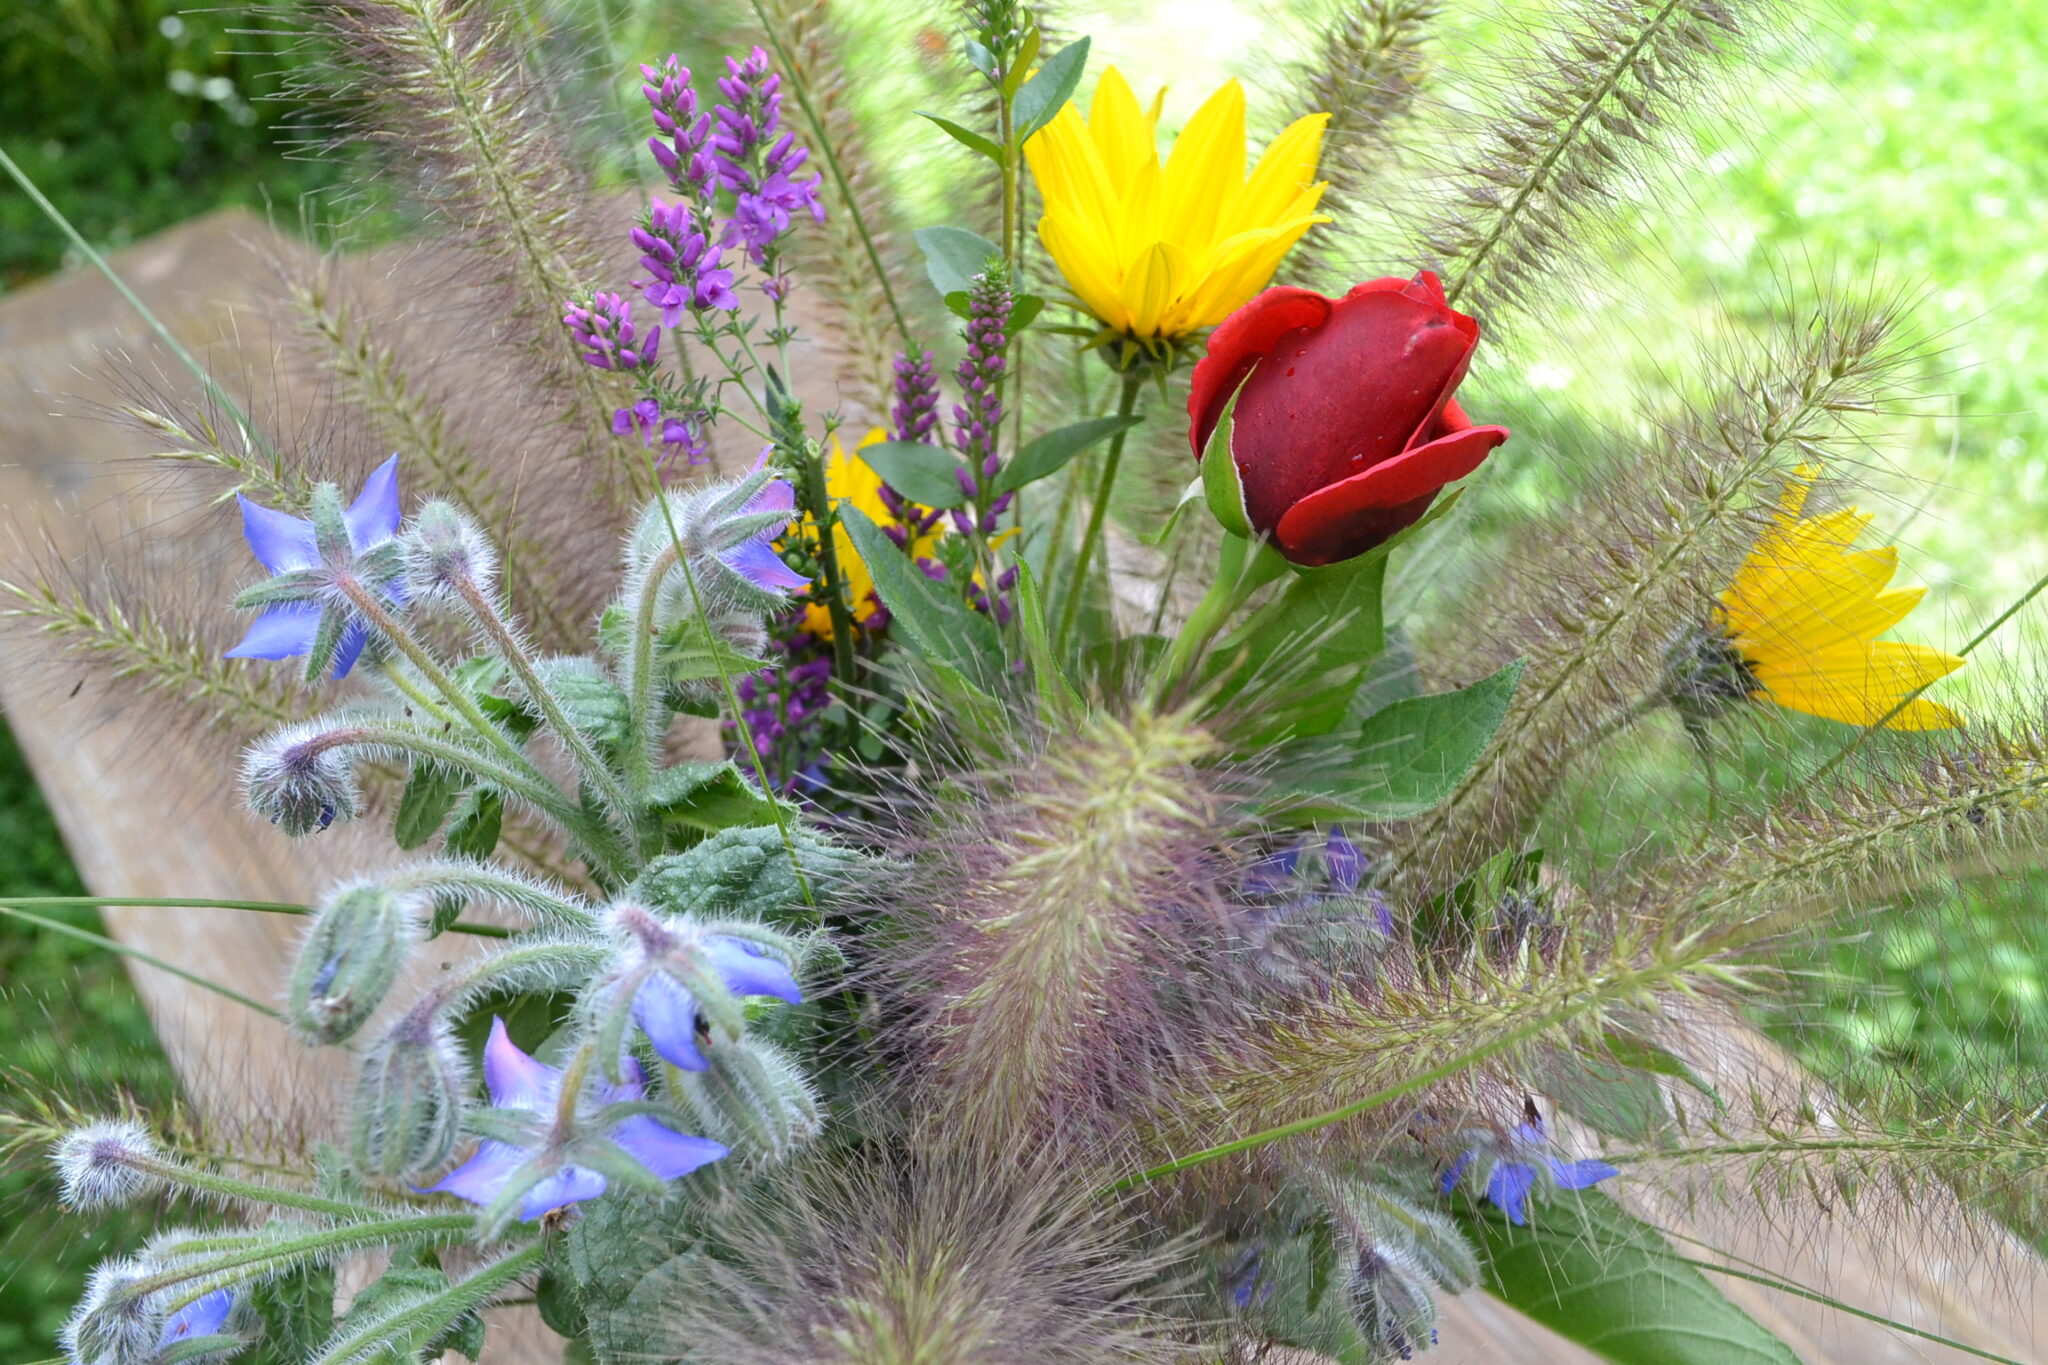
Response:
1022,67,1330,341
1716,468,1963,730
798,429,939,639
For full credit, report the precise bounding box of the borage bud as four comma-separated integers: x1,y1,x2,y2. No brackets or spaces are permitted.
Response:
288,883,417,1044
401,499,498,601
350,1007,466,1180
61,1257,159,1365
669,1035,819,1167
53,1120,163,1210
241,720,362,836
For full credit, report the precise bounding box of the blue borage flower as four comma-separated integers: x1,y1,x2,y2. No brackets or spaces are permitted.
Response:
425,1019,727,1223
225,454,405,680
1243,825,1393,935
608,902,804,1070
1438,1115,1618,1225
159,1287,235,1348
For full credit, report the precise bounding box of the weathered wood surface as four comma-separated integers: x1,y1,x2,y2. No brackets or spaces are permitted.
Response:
2,209,2044,1362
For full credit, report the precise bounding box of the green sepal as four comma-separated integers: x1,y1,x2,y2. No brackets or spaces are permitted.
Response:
230,567,326,608
1199,380,1253,538
307,480,351,565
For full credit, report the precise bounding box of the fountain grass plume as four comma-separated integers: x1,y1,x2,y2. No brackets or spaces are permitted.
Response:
1388,287,1912,896
651,1144,1195,1365
1421,0,1766,325
895,701,1235,1148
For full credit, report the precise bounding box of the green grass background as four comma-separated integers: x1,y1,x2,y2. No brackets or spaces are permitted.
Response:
6,0,2048,1350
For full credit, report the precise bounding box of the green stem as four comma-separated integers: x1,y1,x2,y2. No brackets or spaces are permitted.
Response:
0,894,511,938
1058,372,1146,648
311,1242,545,1365
797,437,861,688
0,143,278,470
134,1156,377,1220
1152,535,1285,700
1667,1255,2029,1365
0,905,279,1017
451,572,636,828
123,1213,481,1302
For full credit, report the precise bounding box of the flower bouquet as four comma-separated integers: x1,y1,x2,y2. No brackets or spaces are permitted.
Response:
5,1,2039,1363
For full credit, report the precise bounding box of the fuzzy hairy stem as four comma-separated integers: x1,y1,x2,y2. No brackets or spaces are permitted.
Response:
1388,294,1904,894
1424,0,1754,321
925,705,1220,1145
314,0,636,480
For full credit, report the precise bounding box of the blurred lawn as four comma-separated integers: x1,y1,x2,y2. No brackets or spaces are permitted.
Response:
4,0,2048,1345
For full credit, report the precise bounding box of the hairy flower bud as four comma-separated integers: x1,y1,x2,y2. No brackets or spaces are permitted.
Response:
288,883,417,1044
62,1256,160,1365
53,1120,163,1210
401,500,498,601
350,1009,466,1180
625,465,809,619
241,720,362,836
669,1035,819,1166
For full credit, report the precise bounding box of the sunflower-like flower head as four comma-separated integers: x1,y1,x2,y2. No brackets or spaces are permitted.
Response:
1023,67,1330,352
1669,466,1964,730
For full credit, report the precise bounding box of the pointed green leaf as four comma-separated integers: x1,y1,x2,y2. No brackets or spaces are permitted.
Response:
918,111,1003,161
1001,24,1042,97
1460,1191,1800,1365
839,504,1002,689
1283,660,1523,819
858,440,969,508
1014,37,1091,141
443,788,503,860
915,225,1001,302
994,414,1144,494
1014,561,1083,714
394,761,466,850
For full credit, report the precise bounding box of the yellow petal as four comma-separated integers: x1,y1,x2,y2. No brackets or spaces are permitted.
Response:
1224,113,1330,237
1039,211,1126,329
1159,78,1245,253
1088,67,1157,193
1120,240,1187,338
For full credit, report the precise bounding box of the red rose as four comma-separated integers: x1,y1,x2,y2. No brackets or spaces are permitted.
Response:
1187,271,1509,566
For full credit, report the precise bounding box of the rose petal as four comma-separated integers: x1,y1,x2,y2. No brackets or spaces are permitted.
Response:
1274,421,1508,565
1186,286,1332,457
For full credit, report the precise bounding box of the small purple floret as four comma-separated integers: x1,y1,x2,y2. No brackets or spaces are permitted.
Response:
1439,1118,1619,1226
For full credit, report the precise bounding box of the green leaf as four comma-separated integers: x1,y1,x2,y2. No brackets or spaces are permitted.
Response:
840,504,1003,690
393,761,465,851
248,1262,334,1365
1461,1190,1800,1365
1013,37,1090,141
443,788,503,860
858,440,968,508
993,414,1144,494
1294,660,1523,819
629,824,865,921
1014,561,1083,714
1001,23,1041,97
915,225,1001,302
962,37,996,78
526,658,631,751
918,111,1003,161
1010,293,1046,330
643,762,788,836
1206,550,1386,747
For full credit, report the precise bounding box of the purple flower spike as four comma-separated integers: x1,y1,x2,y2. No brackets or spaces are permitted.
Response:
705,44,824,262
225,455,404,679
159,1288,234,1346
642,55,719,201
636,198,738,322
426,1019,727,1222
892,348,941,445
564,291,660,371
1439,1117,1619,1226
